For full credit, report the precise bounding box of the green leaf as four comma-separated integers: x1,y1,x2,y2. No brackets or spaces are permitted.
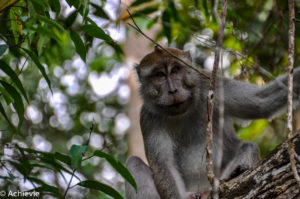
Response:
32,184,64,199
9,160,32,176
90,3,109,19
70,30,86,62
202,0,209,17
54,152,72,165
69,145,88,169
36,26,61,42
131,0,152,7
94,150,137,191
65,11,78,28
0,60,29,102
0,0,19,11
49,0,61,14
131,4,159,18
162,9,172,44
0,80,24,128
30,0,46,12
78,180,123,199
81,0,89,22
66,0,80,9
82,24,113,42
35,14,66,32
0,101,13,127
22,48,52,93
169,0,179,21
9,7,22,44
0,84,13,104
0,44,8,56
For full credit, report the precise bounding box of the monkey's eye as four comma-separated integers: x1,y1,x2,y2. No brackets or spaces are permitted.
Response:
171,66,180,74
154,71,165,77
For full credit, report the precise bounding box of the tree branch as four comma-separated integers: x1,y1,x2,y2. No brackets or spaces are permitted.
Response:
205,1,228,198
219,131,300,198
287,0,300,187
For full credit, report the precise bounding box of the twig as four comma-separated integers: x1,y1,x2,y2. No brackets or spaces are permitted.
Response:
63,168,76,198
205,1,228,199
64,123,94,198
82,155,94,162
85,122,94,146
287,0,300,187
126,9,210,79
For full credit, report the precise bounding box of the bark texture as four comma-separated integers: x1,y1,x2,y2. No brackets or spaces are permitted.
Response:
219,131,300,199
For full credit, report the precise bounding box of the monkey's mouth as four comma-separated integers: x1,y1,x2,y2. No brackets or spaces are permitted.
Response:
167,101,186,108
164,99,189,115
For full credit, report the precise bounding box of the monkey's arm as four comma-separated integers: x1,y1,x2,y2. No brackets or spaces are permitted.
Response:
222,68,300,119
143,132,191,199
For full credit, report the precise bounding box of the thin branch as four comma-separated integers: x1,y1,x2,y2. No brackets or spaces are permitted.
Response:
82,155,94,162
287,0,300,187
205,1,228,199
85,122,94,146
64,123,94,198
126,9,210,79
63,168,76,198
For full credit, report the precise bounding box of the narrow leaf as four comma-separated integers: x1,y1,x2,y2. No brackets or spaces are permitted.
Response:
49,0,61,14
78,180,123,199
0,85,13,104
0,44,8,56
0,0,19,12
70,30,86,62
66,0,80,9
0,101,13,127
0,60,29,102
131,4,159,18
35,14,66,32
23,48,52,93
162,9,171,44
82,24,113,42
9,160,32,176
90,3,109,19
32,184,64,199
10,8,21,44
131,0,152,7
0,80,24,128
94,150,137,191
54,152,72,165
65,11,78,28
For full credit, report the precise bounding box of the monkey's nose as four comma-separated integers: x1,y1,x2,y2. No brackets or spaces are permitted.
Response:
168,88,178,94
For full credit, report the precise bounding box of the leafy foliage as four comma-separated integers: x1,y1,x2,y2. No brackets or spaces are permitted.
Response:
0,0,132,198
0,0,299,198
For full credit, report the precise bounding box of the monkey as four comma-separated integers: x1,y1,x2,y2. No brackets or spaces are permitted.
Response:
125,47,300,199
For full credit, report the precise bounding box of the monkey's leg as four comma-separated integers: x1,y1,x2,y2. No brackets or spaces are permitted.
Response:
220,142,260,180
125,156,161,199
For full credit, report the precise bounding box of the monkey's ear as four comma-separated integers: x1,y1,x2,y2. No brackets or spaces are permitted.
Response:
184,50,192,61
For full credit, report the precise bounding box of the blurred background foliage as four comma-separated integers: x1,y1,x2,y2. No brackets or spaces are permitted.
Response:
0,0,299,198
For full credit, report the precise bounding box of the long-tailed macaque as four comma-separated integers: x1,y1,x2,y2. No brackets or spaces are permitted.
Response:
125,47,300,199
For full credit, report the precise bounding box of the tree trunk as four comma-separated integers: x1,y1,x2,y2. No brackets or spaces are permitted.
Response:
219,131,300,199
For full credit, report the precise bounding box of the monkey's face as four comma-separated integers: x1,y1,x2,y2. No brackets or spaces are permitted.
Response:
137,48,199,116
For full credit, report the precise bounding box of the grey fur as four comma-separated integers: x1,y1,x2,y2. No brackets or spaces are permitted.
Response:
125,48,300,199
